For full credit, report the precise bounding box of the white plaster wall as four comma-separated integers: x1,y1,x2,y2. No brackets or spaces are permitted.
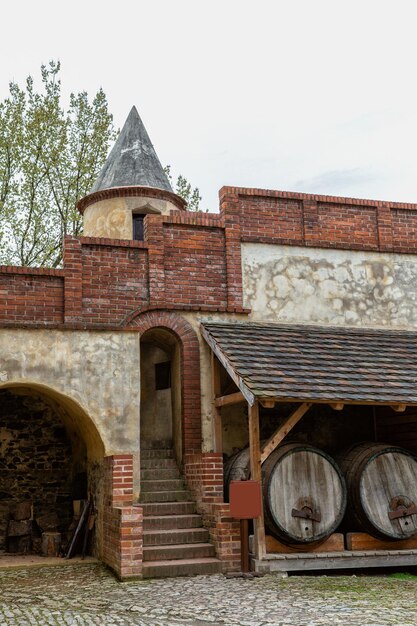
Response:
0,329,140,457
242,243,417,329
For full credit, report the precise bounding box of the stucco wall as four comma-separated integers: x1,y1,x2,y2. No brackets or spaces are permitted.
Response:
0,329,140,459
242,243,417,329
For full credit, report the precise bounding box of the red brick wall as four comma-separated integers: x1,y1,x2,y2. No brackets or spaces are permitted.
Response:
184,452,240,572
101,455,143,580
391,209,417,252
240,196,303,245
81,242,149,324
163,224,227,309
0,268,64,323
317,202,378,250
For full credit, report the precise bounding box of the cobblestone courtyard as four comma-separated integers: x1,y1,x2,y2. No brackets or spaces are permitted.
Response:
1,564,417,625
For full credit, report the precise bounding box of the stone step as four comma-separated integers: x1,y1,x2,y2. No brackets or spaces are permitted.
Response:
142,557,222,579
141,449,174,460
143,542,216,562
141,458,178,469
141,468,180,480
143,514,203,531
140,501,197,516
140,490,193,503
141,479,185,492
141,440,173,450
143,527,209,546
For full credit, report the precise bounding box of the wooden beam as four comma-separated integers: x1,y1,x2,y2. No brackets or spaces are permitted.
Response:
248,401,266,561
261,403,312,464
214,391,245,407
330,403,344,411
211,352,223,453
260,399,276,409
391,404,407,413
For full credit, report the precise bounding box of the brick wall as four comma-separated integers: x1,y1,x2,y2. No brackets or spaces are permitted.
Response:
101,455,143,580
184,452,240,572
0,268,64,324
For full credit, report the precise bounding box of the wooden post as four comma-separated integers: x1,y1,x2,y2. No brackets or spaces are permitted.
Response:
248,401,266,560
212,352,223,454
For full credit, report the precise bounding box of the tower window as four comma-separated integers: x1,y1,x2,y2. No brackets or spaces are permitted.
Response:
155,361,171,390
133,214,144,241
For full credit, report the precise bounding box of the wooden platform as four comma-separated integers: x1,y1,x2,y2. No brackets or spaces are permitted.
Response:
252,549,417,573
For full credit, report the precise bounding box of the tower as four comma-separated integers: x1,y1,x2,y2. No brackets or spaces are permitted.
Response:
77,106,186,240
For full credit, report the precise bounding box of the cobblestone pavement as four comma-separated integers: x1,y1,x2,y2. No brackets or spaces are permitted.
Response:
1,563,417,626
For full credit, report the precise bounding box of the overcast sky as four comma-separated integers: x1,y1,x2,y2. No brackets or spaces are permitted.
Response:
1,0,417,211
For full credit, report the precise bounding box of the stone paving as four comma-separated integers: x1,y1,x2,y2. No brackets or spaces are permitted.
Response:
1,563,417,626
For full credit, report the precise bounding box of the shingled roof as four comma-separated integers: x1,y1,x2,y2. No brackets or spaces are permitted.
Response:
200,322,417,406
90,106,173,194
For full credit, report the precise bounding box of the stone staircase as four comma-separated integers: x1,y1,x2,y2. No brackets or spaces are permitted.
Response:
140,442,222,578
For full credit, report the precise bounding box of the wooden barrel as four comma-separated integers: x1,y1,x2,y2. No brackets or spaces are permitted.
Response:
338,442,417,540
225,443,347,545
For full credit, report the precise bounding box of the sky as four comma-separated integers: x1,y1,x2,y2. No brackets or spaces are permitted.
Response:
1,0,417,211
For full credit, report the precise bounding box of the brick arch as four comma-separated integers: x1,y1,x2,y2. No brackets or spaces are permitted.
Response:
128,311,202,455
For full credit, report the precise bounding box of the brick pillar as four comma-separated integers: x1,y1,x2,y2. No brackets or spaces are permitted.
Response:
63,236,83,322
303,199,319,245
377,204,393,251
144,214,165,306
101,455,143,580
220,190,244,311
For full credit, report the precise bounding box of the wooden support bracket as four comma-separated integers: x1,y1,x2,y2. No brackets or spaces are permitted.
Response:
330,403,344,411
391,404,407,413
261,403,312,464
215,391,245,407
260,399,276,409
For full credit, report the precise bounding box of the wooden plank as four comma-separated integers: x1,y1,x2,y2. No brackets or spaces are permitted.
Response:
391,404,407,412
265,533,344,554
215,391,245,407
261,403,312,464
260,399,276,409
248,401,266,560
211,353,223,454
346,532,417,551
330,403,344,411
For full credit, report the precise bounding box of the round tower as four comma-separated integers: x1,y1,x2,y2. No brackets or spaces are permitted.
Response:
77,106,186,240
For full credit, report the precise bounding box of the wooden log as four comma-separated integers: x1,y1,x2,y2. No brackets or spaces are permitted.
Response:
346,532,417,551
13,502,32,521
265,533,345,554
215,391,245,407
7,519,32,537
41,532,61,557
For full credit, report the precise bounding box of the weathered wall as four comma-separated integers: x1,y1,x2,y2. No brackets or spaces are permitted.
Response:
0,329,140,459
242,243,417,328
83,195,178,239
140,343,173,443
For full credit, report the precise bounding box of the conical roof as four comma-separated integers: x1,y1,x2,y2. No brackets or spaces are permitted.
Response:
90,106,173,193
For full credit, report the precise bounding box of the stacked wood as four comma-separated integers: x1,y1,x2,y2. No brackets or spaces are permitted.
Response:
7,502,33,553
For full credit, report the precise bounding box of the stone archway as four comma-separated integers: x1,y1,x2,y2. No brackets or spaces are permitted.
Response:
127,311,202,457
0,383,105,557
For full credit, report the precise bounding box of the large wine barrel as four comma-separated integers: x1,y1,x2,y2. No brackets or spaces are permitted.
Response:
338,442,417,540
225,443,347,545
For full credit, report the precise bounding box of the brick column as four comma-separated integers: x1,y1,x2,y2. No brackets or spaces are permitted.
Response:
303,199,319,245
377,204,393,251
101,455,143,580
220,190,244,311
144,214,165,306
63,236,83,322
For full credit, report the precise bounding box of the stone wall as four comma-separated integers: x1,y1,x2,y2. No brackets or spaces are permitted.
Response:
0,389,83,552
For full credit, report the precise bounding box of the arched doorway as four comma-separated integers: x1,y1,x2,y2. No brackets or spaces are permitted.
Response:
0,383,104,557
140,328,182,463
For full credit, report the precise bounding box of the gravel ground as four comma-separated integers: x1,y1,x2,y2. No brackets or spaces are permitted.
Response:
1,563,417,625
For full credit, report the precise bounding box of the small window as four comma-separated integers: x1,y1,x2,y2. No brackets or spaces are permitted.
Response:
133,214,144,241
155,361,171,390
